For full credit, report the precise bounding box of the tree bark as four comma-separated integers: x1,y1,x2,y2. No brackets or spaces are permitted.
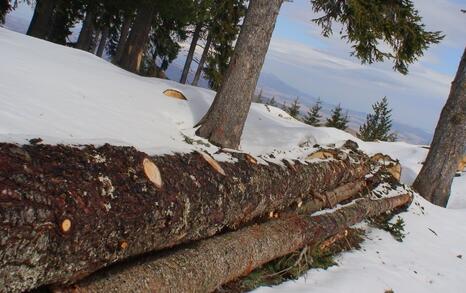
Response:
413,47,466,207
192,30,213,86
54,193,412,293
96,27,109,57
196,0,284,149
113,15,132,64
180,23,203,84
0,0,11,24
117,3,155,73
27,0,56,39
0,142,370,292
76,10,95,51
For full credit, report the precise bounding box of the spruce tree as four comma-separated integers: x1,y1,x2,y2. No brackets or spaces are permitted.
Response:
287,97,301,118
326,104,349,130
358,97,397,142
304,98,323,126
254,88,264,103
266,96,278,107
203,0,246,90
281,101,287,112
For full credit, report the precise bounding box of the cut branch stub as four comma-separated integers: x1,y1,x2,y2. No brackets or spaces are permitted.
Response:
143,158,163,189
60,218,72,234
197,151,226,176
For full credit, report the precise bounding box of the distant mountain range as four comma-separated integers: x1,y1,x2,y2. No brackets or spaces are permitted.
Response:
256,72,433,145
166,64,432,145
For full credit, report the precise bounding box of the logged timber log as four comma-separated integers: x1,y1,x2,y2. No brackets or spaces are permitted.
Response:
56,194,412,293
0,142,371,292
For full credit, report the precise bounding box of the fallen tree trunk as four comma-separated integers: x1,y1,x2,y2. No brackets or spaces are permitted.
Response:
55,193,412,293
0,142,370,292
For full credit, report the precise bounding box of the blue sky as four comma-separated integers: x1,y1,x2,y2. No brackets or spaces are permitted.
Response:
262,0,466,132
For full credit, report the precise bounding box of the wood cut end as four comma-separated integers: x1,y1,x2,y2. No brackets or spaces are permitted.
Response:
306,150,335,161
370,153,402,181
163,89,187,100
245,154,257,165
60,218,72,233
197,151,226,176
120,241,129,250
143,158,163,189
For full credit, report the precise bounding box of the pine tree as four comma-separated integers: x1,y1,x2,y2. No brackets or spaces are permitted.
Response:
304,98,322,126
281,101,288,112
358,97,397,142
254,88,264,103
266,96,278,107
286,97,301,118
326,104,349,130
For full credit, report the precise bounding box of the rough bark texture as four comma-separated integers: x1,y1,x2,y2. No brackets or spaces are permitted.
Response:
113,15,132,64
192,30,212,86
117,4,155,73
0,142,370,292
76,11,95,51
413,47,466,207
27,0,56,39
196,0,284,148
55,194,412,293
96,27,109,57
180,23,202,84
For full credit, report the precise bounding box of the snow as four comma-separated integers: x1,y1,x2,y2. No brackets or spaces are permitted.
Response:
255,196,466,293
0,27,465,292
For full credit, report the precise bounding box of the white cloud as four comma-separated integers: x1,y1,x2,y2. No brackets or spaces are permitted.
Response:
261,0,463,131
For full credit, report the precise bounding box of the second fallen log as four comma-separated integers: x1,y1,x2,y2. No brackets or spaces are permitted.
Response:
57,193,412,293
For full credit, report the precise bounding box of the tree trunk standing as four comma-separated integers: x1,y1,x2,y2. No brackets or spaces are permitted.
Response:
117,4,155,73
76,11,95,51
413,48,466,207
180,23,203,84
0,0,11,23
113,15,132,63
55,194,412,293
196,0,284,149
96,27,109,57
46,0,71,45
0,142,370,292
27,0,56,39
192,30,213,86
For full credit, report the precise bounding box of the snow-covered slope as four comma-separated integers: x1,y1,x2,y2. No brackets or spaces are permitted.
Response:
0,27,465,292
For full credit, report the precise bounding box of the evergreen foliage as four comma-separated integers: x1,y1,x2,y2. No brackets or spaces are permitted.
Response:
304,98,323,126
254,88,264,103
203,0,246,90
358,97,397,142
311,0,444,74
266,96,278,107
326,104,349,130
286,97,301,119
